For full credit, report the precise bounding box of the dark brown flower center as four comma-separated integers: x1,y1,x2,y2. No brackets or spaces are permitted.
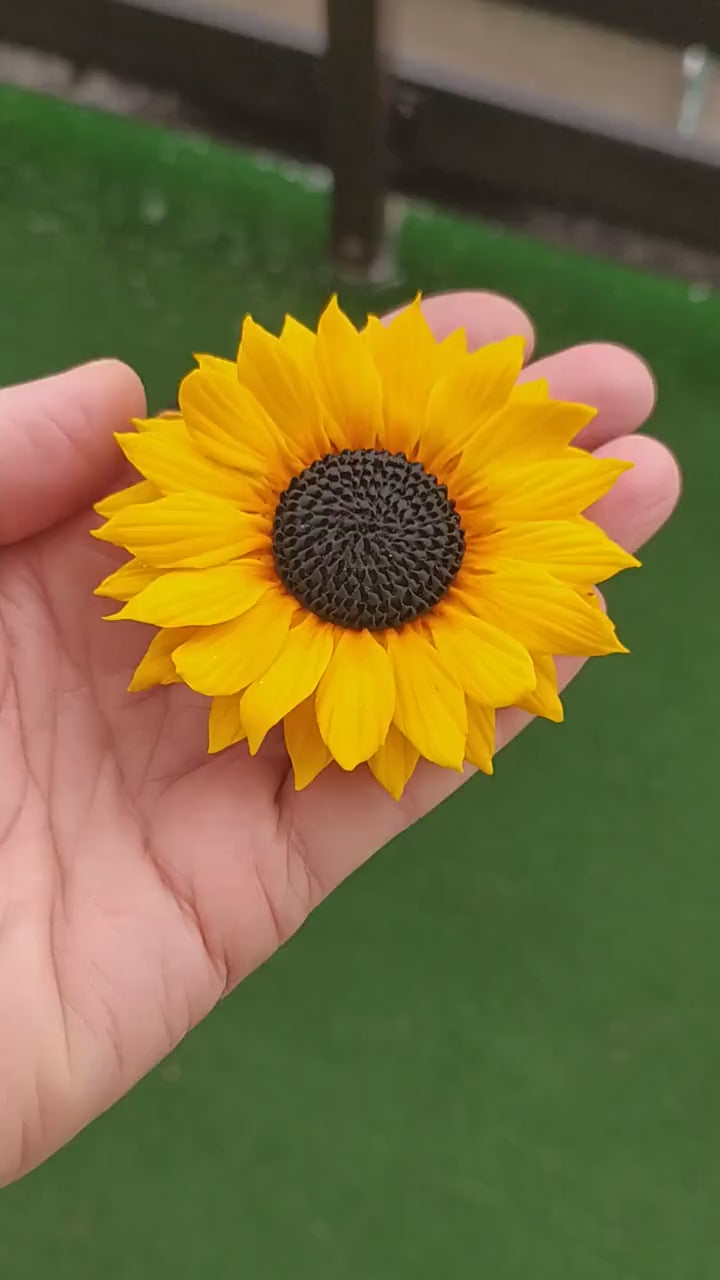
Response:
272,449,465,630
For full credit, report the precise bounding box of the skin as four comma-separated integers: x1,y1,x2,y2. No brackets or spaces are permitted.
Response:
0,292,681,1188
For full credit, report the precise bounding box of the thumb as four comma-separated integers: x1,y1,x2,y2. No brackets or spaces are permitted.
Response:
0,360,146,545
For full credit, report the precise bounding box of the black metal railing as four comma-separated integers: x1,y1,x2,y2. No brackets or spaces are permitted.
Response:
1,0,719,260
517,0,720,52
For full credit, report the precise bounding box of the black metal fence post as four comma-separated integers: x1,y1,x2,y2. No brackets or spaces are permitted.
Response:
325,0,387,274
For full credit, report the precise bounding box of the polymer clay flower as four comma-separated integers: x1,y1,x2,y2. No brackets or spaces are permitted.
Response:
94,297,637,798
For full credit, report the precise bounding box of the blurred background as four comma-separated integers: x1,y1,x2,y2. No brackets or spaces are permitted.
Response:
1,3,719,1277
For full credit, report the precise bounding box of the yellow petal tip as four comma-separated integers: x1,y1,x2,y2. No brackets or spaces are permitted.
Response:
321,293,348,324
500,333,528,359
292,772,317,792
90,525,113,544
240,313,265,345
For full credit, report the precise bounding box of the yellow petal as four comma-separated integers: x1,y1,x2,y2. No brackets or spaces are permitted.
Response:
179,365,297,481
237,315,329,461
366,296,439,456
419,336,526,472
128,627,195,692
314,295,384,450
94,479,160,518
95,558,161,601
453,563,627,656
368,722,420,800
435,326,468,375
110,561,273,626
208,694,247,753
366,319,465,378
385,626,467,770
284,694,332,789
453,398,596,483
578,585,605,612
240,614,335,754
115,421,269,512
510,377,550,404
459,456,632,528
515,653,564,722
190,353,236,382
428,606,536,705
93,492,271,569
315,629,395,770
473,517,640,585
279,314,317,364
173,588,297,695
465,700,495,773
133,415,178,432
362,313,385,361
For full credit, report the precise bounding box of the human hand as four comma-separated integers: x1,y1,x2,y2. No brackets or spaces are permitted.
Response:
0,292,680,1187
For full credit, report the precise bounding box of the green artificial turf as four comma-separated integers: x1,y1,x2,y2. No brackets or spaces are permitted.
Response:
1,85,720,1279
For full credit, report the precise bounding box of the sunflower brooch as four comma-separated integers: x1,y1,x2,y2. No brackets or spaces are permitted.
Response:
94,296,637,799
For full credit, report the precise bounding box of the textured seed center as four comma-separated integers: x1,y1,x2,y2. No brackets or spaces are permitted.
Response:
272,449,465,630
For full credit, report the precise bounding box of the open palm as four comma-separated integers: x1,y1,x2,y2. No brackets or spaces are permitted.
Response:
0,292,680,1187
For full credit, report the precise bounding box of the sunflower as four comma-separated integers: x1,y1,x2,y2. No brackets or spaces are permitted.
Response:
94,296,637,799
